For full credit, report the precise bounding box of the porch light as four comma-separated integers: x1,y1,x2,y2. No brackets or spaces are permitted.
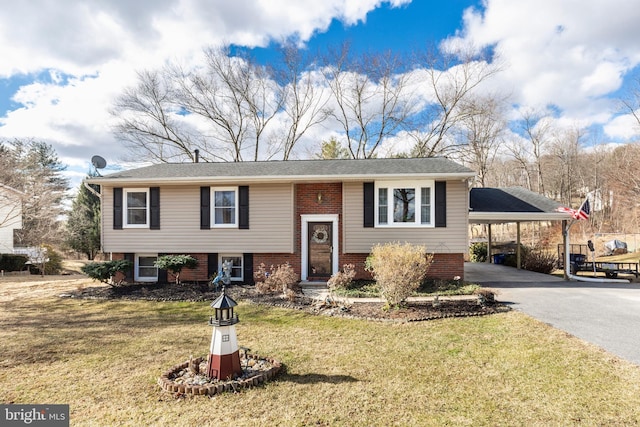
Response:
317,192,323,204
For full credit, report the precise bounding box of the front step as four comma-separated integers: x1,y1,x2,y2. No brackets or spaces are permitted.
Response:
299,281,328,288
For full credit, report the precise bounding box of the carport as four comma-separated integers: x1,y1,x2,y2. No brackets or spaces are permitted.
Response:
469,187,571,271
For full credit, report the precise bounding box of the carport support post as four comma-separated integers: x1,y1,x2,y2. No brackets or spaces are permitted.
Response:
516,222,522,269
487,224,492,263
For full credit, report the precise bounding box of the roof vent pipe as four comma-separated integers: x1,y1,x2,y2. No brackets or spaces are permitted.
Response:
194,149,200,163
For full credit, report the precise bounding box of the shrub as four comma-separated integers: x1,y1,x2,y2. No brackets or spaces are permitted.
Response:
365,242,433,308
81,260,132,287
0,254,29,272
469,242,487,263
154,254,198,284
27,245,63,275
522,248,558,274
327,264,356,292
254,262,299,295
42,245,63,275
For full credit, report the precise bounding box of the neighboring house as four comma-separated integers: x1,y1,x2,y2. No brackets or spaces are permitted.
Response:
87,157,476,283
0,184,23,254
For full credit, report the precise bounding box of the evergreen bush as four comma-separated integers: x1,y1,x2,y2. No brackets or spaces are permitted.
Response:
0,254,29,272
154,255,198,284
469,242,488,263
81,259,132,287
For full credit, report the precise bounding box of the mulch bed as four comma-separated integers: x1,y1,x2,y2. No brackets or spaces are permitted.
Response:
68,282,510,322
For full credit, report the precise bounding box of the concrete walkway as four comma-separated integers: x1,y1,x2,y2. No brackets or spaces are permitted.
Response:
465,262,640,366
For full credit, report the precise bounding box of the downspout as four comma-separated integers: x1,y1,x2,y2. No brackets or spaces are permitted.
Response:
563,219,629,283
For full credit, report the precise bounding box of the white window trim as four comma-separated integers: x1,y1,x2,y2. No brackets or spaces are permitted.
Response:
135,253,158,282
211,186,238,228
123,188,149,229
375,180,435,228
219,254,243,281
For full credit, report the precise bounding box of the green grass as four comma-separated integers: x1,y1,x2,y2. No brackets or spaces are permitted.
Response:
2,296,640,426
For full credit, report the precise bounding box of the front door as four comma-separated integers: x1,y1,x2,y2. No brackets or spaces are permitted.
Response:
308,222,333,278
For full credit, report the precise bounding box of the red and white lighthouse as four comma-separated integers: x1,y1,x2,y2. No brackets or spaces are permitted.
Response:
207,286,242,380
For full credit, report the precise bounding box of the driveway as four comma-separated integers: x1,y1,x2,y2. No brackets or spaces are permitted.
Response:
465,262,640,366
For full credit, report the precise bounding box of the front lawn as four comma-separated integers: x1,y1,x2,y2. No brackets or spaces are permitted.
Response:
1,295,640,426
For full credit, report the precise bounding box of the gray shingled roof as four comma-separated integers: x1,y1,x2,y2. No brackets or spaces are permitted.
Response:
470,187,563,212
89,157,475,184
469,187,571,223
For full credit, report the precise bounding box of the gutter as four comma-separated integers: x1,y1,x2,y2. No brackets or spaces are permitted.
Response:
85,172,476,186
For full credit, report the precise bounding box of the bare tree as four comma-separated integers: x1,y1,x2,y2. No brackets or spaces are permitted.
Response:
0,139,69,248
459,94,507,187
406,48,502,158
0,188,20,225
112,70,201,163
602,142,640,232
272,45,331,160
170,46,283,162
321,44,413,159
113,45,332,162
502,135,533,190
543,126,584,204
518,108,554,194
618,76,640,132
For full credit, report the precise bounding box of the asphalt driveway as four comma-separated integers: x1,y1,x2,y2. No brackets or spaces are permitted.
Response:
465,262,640,366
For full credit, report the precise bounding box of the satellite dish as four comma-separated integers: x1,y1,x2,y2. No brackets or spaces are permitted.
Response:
91,155,107,169
91,155,107,176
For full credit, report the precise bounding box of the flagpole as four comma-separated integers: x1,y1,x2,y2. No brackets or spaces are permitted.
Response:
561,195,629,283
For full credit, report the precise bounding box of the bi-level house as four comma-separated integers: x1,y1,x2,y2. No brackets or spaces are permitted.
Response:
87,157,476,284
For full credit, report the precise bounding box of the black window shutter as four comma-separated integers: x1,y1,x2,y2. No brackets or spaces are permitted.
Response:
363,182,375,228
208,253,218,279
435,181,447,228
243,253,254,285
124,253,134,281
239,186,249,229
157,252,167,283
200,187,210,229
150,187,160,230
113,188,123,230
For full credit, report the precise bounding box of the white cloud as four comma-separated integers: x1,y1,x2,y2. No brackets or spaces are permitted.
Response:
604,113,640,140
1,0,640,189
445,0,640,125
0,0,407,189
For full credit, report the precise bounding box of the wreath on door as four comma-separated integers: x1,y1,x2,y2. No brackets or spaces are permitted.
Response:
312,226,329,244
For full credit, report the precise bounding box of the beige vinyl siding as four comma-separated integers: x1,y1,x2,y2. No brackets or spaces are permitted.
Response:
343,180,469,253
102,184,294,253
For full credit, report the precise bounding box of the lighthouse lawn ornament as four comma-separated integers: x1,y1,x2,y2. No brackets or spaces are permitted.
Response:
207,286,243,380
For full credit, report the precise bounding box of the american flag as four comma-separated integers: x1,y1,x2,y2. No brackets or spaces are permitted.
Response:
557,198,590,220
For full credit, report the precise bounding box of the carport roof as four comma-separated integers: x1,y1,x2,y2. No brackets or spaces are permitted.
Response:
469,187,572,224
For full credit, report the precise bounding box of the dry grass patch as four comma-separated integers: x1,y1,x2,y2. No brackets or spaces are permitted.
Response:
1,295,640,426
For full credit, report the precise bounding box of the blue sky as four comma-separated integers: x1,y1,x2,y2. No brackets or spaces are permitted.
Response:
0,0,639,190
